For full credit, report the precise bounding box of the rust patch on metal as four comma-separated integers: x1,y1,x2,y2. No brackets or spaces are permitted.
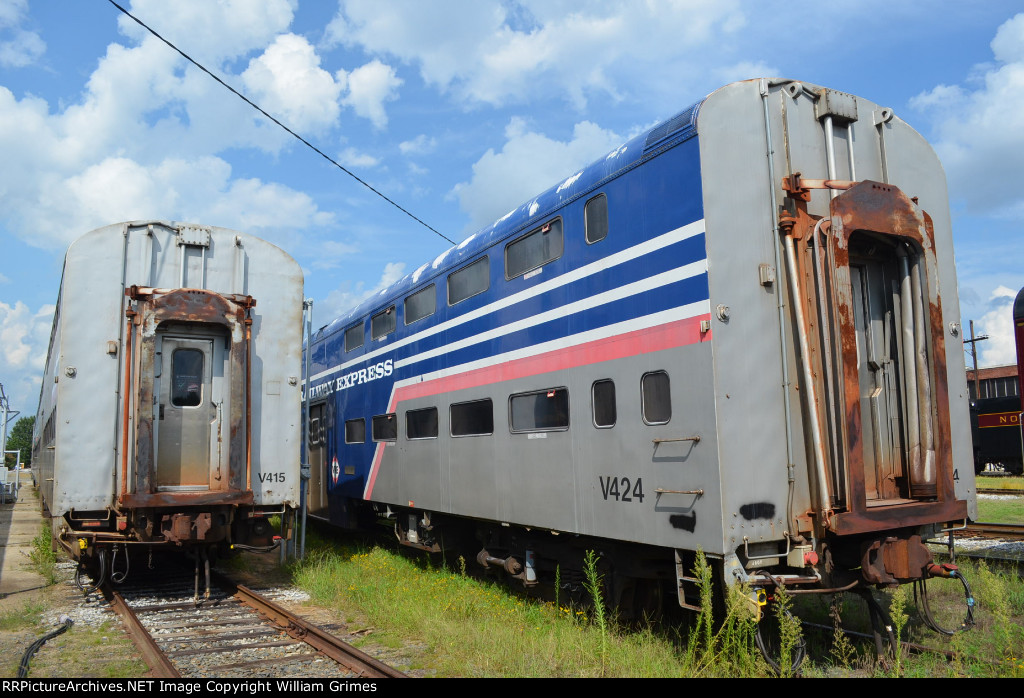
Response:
781,180,962,538
120,287,254,508
120,490,254,508
860,533,934,584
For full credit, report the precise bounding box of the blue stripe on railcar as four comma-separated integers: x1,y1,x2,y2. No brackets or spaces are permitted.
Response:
306,103,708,509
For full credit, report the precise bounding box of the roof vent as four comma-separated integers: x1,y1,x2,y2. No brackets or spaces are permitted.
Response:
644,103,699,152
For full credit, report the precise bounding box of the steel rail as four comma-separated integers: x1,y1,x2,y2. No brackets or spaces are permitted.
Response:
230,582,407,678
960,521,1024,538
101,586,181,678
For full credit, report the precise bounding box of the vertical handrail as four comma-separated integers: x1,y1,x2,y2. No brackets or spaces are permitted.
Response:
910,255,937,495
300,299,312,561
783,227,833,526
898,249,922,487
120,308,136,499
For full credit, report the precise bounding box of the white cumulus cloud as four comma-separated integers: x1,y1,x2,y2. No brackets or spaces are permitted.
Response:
242,33,346,134
319,262,405,325
976,285,1020,367
0,0,44,68
910,12,1024,218
325,0,746,108
0,300,55,412
399,134,437,155
340,59,402,129
116,0,296,66
451,117,622,231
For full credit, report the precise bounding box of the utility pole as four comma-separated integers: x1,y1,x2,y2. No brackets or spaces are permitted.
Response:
0,383,20,468
964,320,989,400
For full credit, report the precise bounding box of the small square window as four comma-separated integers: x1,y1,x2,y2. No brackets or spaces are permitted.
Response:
448,257,489,305
450,399,493,436
345,418,366,443
405,285,436,325
642,371,671,425
592,379,616,428
372,413,397,441
510,388,569,432
505,219,563,279
585,194,608,244
344,324,364,352
406,407,439,439
371,306,396,340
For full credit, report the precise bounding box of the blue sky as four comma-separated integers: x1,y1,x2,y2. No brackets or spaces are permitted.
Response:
1,0,1022,414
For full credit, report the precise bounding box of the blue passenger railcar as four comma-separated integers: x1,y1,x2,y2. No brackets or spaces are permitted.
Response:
304,79,976,621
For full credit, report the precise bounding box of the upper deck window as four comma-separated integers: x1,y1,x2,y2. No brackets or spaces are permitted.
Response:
405,285,436,325
371,306,396,340
505,218,563,279
585,194,608,244
344,324,364,352
448,257,489,305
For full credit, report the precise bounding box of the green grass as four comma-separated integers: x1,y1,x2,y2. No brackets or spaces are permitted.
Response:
976,496,1024,523
287,529,1024,678
975,475,1024,491
292,538,769,677
0,601,45,631
796,558,1024,678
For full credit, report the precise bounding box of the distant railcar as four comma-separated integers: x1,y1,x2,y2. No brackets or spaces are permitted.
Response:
970,395,1022,474
33,221,303,585
970,285,1024,474
304,79,976,631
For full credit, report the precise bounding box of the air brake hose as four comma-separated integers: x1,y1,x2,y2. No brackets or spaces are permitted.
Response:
17,616,73,677
917,564,975,635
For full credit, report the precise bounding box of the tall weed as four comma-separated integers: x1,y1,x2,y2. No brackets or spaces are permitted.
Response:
30,523,57,585
682,550,763,677
582,550,609,674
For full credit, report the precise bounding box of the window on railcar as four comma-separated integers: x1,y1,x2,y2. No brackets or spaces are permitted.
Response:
171,349,204,407
641,371,671,424
372,306,396,340
345,418,366,443
592,379,616,428
585,194,608,244
505,218,563,279
345,324,364,352
372,413,398,441
450,399,493,436
448,256,490,305
406,407,439,439
405,285,436,325
309,416,322,445
510,388,569,432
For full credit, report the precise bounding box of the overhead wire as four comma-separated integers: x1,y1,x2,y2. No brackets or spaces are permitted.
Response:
105,0,456,246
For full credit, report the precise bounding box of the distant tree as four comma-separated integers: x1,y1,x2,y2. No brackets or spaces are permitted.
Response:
5,415,34,468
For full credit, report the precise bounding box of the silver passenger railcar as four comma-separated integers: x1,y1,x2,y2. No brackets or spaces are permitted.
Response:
34,221,303,583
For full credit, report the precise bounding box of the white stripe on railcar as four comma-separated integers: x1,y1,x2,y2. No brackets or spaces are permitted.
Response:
310,218,706,384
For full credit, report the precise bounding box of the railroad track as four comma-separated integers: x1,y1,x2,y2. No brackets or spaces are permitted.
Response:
959,521,1024,539
100,570,406,679
976,488,1024,496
